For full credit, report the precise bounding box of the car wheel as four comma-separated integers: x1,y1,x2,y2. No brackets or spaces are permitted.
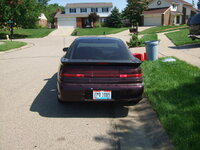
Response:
192,37,196,41
57,95,65,104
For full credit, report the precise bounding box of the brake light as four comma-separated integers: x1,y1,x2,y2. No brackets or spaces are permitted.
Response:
120,74,143,78
61,73,85,77
61,73,143,78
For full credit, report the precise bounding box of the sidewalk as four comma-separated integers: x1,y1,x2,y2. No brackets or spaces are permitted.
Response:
118,27,200,68
158,32,200,68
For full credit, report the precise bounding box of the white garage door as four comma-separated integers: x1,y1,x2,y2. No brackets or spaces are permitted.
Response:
144,16,162,26
58,18,76,28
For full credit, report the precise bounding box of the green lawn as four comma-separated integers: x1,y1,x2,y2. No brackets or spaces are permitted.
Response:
140,34,158,46
72,27,129,36
140,25,187,34
0,41,27,51
142,58,200,150
166,29,200,46
0,29,54,39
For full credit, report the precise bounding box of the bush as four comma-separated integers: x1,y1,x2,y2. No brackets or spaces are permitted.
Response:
126,34,142,48
95,22,101,28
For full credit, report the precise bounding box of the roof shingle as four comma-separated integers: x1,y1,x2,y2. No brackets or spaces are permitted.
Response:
143,7,169,15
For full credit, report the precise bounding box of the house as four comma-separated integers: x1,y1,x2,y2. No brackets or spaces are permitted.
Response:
38,13,48,27
142,0,197,26
54,3,113,28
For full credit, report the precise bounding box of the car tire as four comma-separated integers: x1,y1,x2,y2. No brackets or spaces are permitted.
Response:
57,95,65,104
192,37,196,41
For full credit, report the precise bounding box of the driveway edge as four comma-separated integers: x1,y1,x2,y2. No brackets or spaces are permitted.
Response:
0,41,35,55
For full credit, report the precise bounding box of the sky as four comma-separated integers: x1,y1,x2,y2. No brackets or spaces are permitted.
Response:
49,0,199,11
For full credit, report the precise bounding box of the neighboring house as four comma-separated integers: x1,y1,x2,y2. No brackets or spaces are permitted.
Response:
142,0,197,26
38,13,48,27
54,3,113,28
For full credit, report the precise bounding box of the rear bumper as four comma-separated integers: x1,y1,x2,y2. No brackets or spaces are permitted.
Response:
57,82,144,102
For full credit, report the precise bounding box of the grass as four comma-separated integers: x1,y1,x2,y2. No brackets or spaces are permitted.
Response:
0,28,54,39
140,25,188,34
0,41,27,51
142,58,200,150
140,34,158,46
72,27,129,36
166,29,200,46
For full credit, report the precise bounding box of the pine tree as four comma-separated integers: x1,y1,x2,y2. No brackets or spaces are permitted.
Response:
107,7,122,28
198,0,200,9
192,0,195,7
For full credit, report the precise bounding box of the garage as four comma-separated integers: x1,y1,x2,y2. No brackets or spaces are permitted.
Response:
144,15,162,26
57,18,76,28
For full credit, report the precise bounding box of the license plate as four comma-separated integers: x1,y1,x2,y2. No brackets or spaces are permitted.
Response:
93,90,112,100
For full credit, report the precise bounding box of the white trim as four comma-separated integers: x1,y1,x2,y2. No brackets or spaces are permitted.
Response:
163,7,170,14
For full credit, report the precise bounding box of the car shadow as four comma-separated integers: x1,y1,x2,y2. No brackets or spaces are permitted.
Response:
169,43,200,50
30,73,128,118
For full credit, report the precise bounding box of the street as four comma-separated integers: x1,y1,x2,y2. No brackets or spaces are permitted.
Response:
0,30,173,150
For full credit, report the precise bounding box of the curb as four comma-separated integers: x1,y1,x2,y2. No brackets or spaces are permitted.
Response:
0,41,35,55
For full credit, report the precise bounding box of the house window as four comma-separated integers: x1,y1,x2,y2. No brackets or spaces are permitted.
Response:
172,4,176,9
100,18,107,23
69,8,76,13
102,8,109,12
80,8,87,13
91,8,98,13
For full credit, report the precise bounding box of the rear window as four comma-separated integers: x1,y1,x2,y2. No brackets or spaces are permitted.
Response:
69,39,130,60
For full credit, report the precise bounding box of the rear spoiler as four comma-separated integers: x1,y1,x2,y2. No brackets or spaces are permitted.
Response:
61,58,142,67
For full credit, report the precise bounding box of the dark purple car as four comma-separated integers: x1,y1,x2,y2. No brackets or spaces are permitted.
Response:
57,37,144,104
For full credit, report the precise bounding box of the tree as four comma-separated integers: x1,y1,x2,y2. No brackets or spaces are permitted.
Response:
43,4,64,28
124,0,150,26
88,12,99,27
107,7,122,28
0,0,40,28
198,0,200,9
37,0,49,5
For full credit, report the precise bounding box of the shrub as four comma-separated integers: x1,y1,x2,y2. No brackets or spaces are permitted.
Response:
95,22,101,28
126,34,142,47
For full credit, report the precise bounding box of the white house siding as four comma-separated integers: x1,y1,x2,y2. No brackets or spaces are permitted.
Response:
177,3,183,12
144,14,162,26
65,7,112,15
148,0,171,9
57,18,76,28
186,7,192,15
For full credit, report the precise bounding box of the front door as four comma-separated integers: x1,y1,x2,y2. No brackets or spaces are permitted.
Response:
83,18,91,28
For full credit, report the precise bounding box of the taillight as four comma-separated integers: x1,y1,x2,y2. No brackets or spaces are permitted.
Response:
61,73,85,77
61,73,143,78
119,74,143,78
60,66,143,78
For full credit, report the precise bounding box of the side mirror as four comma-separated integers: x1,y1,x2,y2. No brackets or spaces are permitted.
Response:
63,47,69,52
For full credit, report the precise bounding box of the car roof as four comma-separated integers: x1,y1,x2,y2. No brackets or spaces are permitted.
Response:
75,37,122,42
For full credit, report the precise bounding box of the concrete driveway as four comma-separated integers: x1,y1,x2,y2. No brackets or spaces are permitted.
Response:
0,28,173,150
